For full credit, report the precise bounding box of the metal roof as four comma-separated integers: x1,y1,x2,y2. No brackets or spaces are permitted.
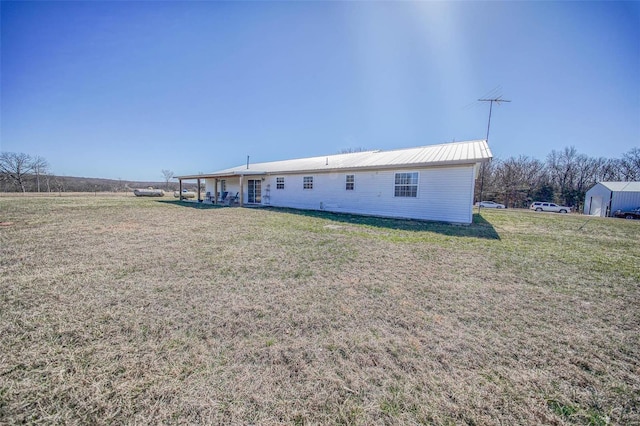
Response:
177,139,491,179
598,181,640,192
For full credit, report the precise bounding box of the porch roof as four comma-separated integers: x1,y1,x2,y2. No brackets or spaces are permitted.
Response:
175,170,266,180
176,139,492,180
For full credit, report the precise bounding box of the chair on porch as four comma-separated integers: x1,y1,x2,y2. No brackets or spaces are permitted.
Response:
229,192,239,205
218,191,229,204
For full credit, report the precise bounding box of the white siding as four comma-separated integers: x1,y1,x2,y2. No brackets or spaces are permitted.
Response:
205,180,215,195
204,178,241,199
584,184,611,216
264,165,476,224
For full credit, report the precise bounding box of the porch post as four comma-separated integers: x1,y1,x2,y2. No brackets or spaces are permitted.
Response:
197,178,202,202
239,175,244,206
179,179,183,200
214,179,218,204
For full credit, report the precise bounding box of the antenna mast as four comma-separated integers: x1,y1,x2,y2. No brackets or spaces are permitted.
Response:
477,96,511,211
478,97,511,142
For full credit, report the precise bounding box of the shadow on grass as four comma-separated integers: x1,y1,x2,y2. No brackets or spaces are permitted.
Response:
155,199,224,210
156,201,500,240
266,207,501,240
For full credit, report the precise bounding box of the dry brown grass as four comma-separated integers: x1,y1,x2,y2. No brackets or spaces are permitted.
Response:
1,196,638,424
0,191,137,198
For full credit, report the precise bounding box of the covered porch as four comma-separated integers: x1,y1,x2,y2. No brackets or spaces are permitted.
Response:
175,171,267,206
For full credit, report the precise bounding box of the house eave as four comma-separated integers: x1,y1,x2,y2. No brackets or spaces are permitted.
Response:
176,158,490,180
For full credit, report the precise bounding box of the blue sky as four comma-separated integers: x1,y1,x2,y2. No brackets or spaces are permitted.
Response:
1,1,638,181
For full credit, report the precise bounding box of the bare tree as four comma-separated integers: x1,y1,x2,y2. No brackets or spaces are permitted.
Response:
44,171,53,193
161,169,174,190
339,147,369,154
32,155,49,192
54,175,65,194
474,159,498,202
547,146,579,206
620,147,640,181
594,157,623,182
564,154,600,211
0,152,35,193
493,156,546,208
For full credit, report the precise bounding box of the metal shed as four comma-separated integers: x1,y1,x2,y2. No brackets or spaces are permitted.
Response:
583,182,640,217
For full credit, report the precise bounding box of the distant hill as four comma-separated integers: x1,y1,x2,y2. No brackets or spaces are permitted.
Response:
0,174,198,193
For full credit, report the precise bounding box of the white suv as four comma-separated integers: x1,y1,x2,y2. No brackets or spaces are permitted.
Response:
530,202,571,213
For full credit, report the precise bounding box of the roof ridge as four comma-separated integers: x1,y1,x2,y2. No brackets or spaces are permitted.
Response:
264,140,486,163
246,140,487,166
369,139,486,155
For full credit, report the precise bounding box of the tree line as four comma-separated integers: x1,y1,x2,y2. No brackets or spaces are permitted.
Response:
476,146,640,209
2,147,639,206
0,152,178,193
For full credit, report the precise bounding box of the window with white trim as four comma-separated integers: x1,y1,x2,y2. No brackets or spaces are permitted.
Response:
345,175,354,190
394,172,418,197
303,176,313,190
276,177,284,189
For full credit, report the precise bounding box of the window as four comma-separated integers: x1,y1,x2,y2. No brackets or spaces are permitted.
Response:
345,175,354,190
220,180,227,192
394,172,418,197
276,177,284,189
303,176,313,190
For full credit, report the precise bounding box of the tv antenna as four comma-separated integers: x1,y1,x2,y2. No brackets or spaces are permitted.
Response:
477,96,511,211
478,97,511,142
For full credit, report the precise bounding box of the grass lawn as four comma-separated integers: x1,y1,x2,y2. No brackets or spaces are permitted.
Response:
1,196,638,424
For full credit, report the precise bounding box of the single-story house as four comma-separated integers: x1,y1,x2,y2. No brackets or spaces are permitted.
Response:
175,139,492,224
583,181,640,217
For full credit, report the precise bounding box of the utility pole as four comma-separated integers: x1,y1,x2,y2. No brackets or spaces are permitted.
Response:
477,96,510,212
